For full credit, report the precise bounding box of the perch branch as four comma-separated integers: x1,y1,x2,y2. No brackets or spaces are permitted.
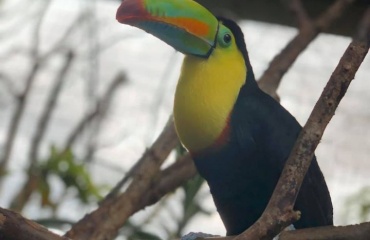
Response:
0,207,71,240
279,222,370,240
179,222,370,240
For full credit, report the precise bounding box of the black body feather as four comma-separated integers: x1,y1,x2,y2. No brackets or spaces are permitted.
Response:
193,18,333,236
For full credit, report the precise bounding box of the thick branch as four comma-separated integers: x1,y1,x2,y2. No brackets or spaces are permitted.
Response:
234,10,370,240
137,154,197,210
0,208,70,240
65,118,179,240
279,222,370,240
184,222,370,240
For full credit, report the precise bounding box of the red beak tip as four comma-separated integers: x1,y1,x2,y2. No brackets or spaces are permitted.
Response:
116,0,147,23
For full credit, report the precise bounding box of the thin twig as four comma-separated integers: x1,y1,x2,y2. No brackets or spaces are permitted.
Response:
0,0,51,180
10,51,74,212
281,0,312,29
63,72,127,151
0,61,39,177
82,0,101,164
258,0,355,100
29,51,74,167
0,62,40,177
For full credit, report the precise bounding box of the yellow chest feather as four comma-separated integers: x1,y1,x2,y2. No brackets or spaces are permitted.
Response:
174,48,246,152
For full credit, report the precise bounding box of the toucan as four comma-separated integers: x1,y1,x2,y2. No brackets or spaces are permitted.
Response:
116,0,333,236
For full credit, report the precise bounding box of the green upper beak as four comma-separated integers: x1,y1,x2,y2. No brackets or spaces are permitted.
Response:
116,0,219,58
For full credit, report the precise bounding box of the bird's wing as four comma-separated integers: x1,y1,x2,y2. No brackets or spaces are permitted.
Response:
232,85,333,228
294,157,334,227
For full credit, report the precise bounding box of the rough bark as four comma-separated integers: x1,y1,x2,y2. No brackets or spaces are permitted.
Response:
183,222,370,240
0,208,71,240
64,118,179,240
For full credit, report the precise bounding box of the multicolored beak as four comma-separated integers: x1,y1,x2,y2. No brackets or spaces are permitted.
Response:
116,0,219,58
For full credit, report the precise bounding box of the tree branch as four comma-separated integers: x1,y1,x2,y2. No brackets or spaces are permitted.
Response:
279,222,370,240
0,207,71,240
63,72,127,151
10,51,74,212
258,0,355,100
0,0,51,181
281,0,312,30
65,117,179,240
179,222,370,240
136,154,197,210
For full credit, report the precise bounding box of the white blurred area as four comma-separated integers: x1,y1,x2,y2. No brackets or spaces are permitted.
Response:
0,0,369,238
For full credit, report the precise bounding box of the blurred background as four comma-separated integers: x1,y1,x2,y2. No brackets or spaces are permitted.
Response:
0,0,369,239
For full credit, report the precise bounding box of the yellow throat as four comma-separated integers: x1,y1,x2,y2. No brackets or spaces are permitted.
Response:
174,44,246,153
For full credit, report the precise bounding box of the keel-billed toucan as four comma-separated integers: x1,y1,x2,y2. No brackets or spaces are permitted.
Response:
116,0,333,236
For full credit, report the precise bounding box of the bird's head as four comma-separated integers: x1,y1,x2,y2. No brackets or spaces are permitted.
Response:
116,0,253,72
116,0,256,152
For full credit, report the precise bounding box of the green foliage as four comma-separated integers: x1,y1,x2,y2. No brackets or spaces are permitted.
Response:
345,186,370,222
38,145,102,207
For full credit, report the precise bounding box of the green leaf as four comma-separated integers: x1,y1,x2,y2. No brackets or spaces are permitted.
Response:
38,145,103,205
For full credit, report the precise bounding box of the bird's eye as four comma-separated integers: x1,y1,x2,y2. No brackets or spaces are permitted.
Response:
218,25,233,47
223,34,231,43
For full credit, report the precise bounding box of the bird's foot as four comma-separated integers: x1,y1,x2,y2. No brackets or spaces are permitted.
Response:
181,232,220,240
